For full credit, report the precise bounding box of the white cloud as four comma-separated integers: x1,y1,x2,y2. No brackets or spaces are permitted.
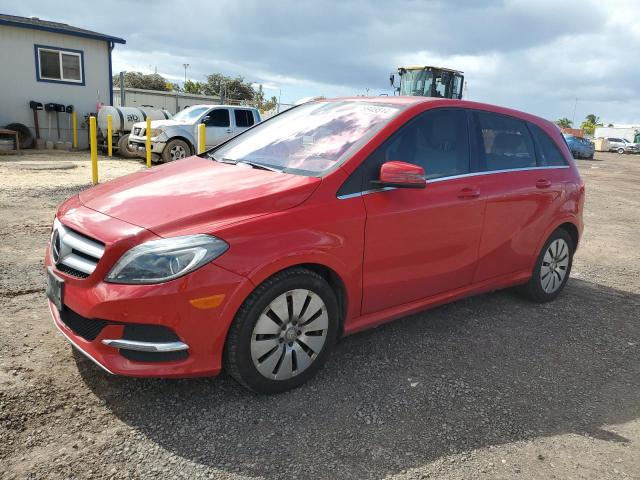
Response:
8,0,640,122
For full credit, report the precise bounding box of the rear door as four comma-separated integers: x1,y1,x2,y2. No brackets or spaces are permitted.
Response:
233,108,256,136
360,108,485,314
470,111,568,283
204,108,232,147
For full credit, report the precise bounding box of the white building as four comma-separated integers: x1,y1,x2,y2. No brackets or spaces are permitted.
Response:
0,14,125,148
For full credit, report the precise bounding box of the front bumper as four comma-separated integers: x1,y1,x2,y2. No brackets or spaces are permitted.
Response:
46,238,252,378
127,136,166,160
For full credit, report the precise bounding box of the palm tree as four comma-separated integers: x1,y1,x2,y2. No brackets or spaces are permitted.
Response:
585,114,600,125
555,118,573,128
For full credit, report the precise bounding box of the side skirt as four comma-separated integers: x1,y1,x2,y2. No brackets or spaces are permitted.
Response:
343,270,531,336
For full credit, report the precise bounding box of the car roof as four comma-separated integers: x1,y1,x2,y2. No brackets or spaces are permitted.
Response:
320,96,555,129
187,104,258,110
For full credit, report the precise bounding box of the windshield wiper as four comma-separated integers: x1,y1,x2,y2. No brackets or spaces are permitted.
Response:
210,154,283,172
236,160,283,172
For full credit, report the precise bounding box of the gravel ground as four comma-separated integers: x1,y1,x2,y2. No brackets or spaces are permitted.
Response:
0,151,638,479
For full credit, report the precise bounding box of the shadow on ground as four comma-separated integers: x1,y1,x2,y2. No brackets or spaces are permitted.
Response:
78,278,640,479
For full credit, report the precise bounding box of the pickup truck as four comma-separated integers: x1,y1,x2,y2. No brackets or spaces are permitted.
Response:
128,105,261,162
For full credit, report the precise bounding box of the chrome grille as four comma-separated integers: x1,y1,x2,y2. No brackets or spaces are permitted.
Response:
51,218,104,278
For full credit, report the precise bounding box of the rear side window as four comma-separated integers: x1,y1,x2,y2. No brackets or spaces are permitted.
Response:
530,124,568,166
475,111,536,171
205,109,230,127
234,109,255,128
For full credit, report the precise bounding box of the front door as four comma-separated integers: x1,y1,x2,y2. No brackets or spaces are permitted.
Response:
204,108,233,147
360,108,485,314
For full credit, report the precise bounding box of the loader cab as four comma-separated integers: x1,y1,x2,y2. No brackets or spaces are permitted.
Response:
390,66,464,99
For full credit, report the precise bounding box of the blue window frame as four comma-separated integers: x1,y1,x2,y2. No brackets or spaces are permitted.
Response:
34,44,85,86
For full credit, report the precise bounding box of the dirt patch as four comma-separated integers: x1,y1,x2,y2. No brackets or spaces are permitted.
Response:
0,151,638,479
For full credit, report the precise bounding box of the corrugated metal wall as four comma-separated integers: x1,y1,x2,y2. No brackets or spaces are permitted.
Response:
112,88,221,114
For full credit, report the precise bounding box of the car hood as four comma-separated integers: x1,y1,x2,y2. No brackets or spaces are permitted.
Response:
132,119,192,129
79,157,320,236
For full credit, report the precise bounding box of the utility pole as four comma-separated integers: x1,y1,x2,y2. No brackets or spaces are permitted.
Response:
572,97,578,127
183,63,190,84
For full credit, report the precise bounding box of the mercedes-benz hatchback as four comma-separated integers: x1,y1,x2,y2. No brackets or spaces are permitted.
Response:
46,97,584,393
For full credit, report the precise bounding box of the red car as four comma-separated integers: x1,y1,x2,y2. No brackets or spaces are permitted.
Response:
45,97,584,393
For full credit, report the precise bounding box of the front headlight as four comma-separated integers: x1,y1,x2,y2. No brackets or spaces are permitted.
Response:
149,128,164,137
106,235,228,284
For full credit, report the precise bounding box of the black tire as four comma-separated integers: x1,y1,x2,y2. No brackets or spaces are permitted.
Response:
4,122,34,149
161,139,191,162
117,134,137,158
224,267,339,394
519,228,574,303
617,147,625,154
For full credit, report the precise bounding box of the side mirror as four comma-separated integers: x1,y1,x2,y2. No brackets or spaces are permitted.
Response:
371,161,426,189
201,115,210,123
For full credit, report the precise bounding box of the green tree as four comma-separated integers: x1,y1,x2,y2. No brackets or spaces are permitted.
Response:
555,118,573,128
581,114,602,136
112,72,171,91
585,114,600,125
254,84,278,111
183,79,205,94
203,74,254,101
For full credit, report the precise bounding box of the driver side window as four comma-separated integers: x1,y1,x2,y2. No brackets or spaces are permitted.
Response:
204,109,230,127
337,109,471,197
383,108,470,180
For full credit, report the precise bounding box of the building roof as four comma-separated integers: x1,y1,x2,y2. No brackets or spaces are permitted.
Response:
0,13,126,44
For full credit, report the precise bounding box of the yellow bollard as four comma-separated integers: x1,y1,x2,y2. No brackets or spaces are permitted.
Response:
145,117,151,168
198,123,206,154
72,111,78,149
107,114,113,157
89,116,98,184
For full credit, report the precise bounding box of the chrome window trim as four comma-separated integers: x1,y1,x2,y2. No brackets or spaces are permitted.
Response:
426,165,570,184
337,186,396,200
337,165,570,199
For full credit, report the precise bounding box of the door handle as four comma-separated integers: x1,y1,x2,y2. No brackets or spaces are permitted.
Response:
226,129,232,133
536,179,552,189
457,187,480,199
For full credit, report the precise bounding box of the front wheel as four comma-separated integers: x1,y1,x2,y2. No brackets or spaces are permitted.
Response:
224,268,339,393
161,139,191,162
617,147,625,154
519,228,574,303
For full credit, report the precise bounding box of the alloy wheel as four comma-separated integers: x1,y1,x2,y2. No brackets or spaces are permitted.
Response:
540,238,570,293
250,289,328,380
170,145,187,160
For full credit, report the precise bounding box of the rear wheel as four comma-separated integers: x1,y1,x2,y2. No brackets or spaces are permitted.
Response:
224,268,338,393
161,139,191,162
519,228,574,303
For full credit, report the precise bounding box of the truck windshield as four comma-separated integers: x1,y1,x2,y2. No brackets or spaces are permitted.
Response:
173,106,208,122
210,101,401,176
399,70,434,96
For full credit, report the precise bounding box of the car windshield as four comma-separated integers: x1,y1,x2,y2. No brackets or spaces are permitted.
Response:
210,101,402,175
172,106,208,122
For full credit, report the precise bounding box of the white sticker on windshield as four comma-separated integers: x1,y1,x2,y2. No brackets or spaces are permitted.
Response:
362,105,398,116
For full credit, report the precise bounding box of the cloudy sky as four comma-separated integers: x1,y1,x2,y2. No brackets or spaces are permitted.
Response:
9,0,640,124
